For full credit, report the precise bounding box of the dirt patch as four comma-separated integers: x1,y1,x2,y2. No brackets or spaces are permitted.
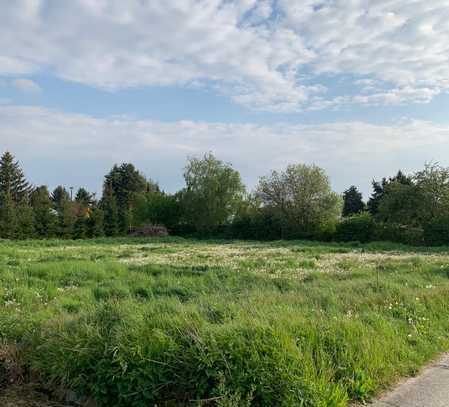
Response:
0,384,69,407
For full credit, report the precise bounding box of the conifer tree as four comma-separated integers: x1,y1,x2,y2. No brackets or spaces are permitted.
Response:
51,186,71,212
58,201,76,239
0,192,18,239
101,181,119,236
342,186,365,217
118,206,132,235
88,207,105,238
368,170,412,216
0,152,31,204
16,199,35,239
75,188,94,207
31,186,57,238
73,212,87,239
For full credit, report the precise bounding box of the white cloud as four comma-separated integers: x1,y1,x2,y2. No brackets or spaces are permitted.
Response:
1,104,448,195
12,78,42,93
1,1,448,111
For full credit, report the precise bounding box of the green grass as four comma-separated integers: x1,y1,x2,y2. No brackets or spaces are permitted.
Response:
1,237,449,406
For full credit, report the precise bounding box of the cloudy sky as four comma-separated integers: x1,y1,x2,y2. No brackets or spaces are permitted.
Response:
1,0,449,196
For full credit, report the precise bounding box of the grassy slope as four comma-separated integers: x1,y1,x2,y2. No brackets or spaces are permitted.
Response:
0,237,449,406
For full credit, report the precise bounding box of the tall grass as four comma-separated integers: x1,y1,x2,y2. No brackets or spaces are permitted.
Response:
1,238,449,406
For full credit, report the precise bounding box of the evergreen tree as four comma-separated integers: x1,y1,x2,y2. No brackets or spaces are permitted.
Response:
342,186,365,217
75,187,95,206
58,201,76,239
73,212,87,239
51,186,71,212
0,152,31,204
88,207,105,238
101,181,119,236
0,192,18,239
118,206,132,235
367,170,412,216
16,199,35,239
31,186,57,238
104,163,148,209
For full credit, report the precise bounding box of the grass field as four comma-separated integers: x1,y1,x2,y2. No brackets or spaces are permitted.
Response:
1,237,449,406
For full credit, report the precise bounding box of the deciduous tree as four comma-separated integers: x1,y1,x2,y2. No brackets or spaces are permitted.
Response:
182,153,245,233
257,164,341,238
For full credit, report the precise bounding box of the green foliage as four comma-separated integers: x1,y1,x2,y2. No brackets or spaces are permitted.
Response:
51,185,71,212
30,186,58,238
118,206,132,235
182,153,245,234
57,201,76,239
104,163,149,209
0,151,31,204
335,213,375,243
373,223,424,246
0,192,18,239
423,216,449,246
257,164,341,238
342,186,365,217
368,171,411,216
133,191,181,230
88,208,105,238
414,163,449,224
377,182,420,225
73,212,87,240
101,182,119,237
16,199,35,239
75,187,95,206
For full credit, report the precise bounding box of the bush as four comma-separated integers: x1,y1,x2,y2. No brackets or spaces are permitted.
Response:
374,223,424,246
229,211,282,240
129,224,168,237
423,217,449,246
335,213,374,243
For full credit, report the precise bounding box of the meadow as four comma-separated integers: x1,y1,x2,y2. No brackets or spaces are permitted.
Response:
1,237,449,406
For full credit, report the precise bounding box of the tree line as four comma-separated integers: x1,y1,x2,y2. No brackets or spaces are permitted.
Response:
1,150,449,245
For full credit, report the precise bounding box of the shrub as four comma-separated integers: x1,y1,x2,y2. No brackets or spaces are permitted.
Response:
374,223,424,246
423,217,449,246
129,224,168,237
335,213,374,243
229,211,282,240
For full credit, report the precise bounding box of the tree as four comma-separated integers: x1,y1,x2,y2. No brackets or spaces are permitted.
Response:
51,186,71,212
414,163,449,224
0,192,18,239
374,163,449,230
75,188,95,207
104,163,148,209
0,151,31,204
256,164,341,238
342,186,365,217
31,186,57,238
182,153,245,234
87,207,105,238
118,206,132,235
133,191,181,231
367,170,412,216
16,199,35,239
377,182,420,226
57,201,75,239
101,181,119,237
73,212,87,239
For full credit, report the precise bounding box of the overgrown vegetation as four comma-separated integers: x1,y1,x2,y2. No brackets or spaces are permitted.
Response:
1,238,449,406
2,151,449,245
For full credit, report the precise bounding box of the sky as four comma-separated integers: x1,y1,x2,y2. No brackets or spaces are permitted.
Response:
1,0,449,197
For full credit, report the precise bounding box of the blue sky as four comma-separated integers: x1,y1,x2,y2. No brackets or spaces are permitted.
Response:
1,0,449,197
